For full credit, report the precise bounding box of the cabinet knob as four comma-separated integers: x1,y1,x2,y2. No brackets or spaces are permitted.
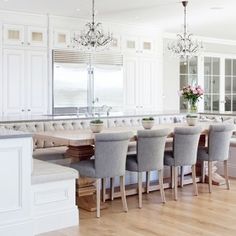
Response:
67,45,70,48
21,109,25,112
27,109,31,112
28,42,30,46
21,42,24,45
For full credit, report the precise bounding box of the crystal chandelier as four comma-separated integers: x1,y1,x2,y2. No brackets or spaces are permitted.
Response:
168,1,203,62
72,0,113,51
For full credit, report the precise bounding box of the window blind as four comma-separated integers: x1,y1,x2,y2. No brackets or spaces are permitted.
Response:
53,50,123,66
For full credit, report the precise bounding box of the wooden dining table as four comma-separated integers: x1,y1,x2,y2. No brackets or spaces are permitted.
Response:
35,122,235,211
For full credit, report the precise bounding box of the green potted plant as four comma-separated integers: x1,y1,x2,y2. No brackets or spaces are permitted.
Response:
90,119,104,133
142,117,155,129
186,114,198,126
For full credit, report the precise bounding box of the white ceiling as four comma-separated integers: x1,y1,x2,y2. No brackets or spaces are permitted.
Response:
1,0,236,40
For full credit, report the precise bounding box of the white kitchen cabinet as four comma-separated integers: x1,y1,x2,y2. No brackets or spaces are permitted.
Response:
27,26,47,47
26,51,48,115
3,24,25,46
3,24,47,48
3,49,48,116
3,49,25,115
124,55,158,110
53,29,71,48
122,36,155,55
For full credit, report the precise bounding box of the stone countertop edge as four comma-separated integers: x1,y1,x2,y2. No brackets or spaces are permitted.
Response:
0,129,32,139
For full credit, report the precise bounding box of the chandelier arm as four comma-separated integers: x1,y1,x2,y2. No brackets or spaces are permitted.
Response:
92,0,95,25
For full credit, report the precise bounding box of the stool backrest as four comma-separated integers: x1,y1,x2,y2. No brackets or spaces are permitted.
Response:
137,129,170,172
95,132,132,178
208,124,234,161
174,126,202,166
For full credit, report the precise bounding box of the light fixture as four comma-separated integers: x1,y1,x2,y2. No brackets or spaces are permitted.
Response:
168,1,203,62
72,0,113,51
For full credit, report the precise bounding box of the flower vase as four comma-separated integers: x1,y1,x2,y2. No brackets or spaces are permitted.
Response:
188,101,198,114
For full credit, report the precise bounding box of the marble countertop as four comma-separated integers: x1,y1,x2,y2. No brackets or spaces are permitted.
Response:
1,110,236,124
0,128,32,139
0,110,187,123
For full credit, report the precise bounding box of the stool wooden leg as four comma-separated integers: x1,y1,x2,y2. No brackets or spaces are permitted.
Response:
146,171,150,194
158,169,166,203
224,160,230,190
96,179,101,218
180,166,184,187
171,166,175,189
120,176,128,212
192,165,198,196
102,178,106,202
138,172,142,208
208,161,212,193
174,166,178,201
110,177,114,200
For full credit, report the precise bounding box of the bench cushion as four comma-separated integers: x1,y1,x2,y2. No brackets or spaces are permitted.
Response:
32,159,79,185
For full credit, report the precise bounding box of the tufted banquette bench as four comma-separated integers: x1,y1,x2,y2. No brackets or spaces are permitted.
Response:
0,115,187,166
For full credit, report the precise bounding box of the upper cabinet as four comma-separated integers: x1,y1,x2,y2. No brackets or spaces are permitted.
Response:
53,29,71,49
3,24,47,48
122,36,155,55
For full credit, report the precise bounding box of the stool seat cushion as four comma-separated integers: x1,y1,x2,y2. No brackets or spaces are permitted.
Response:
71,159,96,178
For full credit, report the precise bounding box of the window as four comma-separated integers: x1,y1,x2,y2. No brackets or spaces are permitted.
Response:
225,59,236,111
179,57,198,109
204,57,220,111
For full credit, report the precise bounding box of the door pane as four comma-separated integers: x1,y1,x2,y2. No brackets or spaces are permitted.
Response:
204,76,211,93
233,77,236,93
233,95,236,111
204,95,211,111
180,75,188,88
212,95,219,111
180,61,188,74
204,57,211,75
225,76,232,94
212,76,220,93
225,95,231,111
189,57,197,74
233,60,236,76
213,58,220,75
225,59,232,76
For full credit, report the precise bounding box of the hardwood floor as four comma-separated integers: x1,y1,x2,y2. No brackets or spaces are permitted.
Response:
40,180,236,236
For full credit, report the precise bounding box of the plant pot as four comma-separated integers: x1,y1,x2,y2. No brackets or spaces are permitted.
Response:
186,117,198,126
90,123,104,133
142,120,155,130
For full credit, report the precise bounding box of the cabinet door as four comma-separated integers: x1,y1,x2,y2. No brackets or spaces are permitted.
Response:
123,56,138,109
3,49,25,115
27,26,47,47
26,51,48,115
3,24,25,46
137,57,156,109
139,38,155,55
110,34,121,52
122,36,139,53
53,29,71,48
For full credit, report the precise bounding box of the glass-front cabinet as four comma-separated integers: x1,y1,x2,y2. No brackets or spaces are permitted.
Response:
179,54,236,113
179,57,198,110
203,57,220,111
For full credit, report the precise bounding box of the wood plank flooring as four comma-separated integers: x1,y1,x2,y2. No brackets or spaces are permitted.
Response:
39,180,236,236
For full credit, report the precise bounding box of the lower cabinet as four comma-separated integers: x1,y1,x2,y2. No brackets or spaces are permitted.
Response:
3,49,48,116
124,55,160,110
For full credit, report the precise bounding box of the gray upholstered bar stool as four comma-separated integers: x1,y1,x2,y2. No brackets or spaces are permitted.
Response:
197,124,234,193
164,126,202,201
71,132,132,218
125,129,170,208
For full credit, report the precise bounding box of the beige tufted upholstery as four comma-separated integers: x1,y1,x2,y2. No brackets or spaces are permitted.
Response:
107,117,142,128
